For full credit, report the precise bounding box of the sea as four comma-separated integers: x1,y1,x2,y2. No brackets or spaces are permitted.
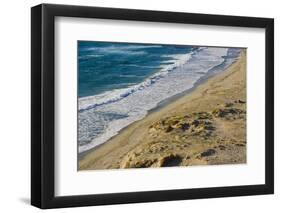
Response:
78,41,242,153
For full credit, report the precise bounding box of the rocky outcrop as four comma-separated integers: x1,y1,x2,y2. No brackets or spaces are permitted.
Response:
118,100,246,169
149,111,215,137
212,108,245,120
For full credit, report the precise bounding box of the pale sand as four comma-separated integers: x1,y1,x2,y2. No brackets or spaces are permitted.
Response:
79,50,246,170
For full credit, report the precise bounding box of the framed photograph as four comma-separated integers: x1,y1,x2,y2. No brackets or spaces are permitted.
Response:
31,3,274,209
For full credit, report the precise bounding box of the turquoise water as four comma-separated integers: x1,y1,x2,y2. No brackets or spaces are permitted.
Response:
78,41,242,153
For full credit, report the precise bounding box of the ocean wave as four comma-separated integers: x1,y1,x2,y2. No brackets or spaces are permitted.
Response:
85,44,163,51
119,64,159,69
78,52,193,112
99,49,147,55
83,44,163,56
79,54,104,59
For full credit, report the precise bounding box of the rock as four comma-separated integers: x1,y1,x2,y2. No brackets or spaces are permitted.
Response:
200,149,216,157
204,124,215,130
133,159,156,168
192,119,200,127
235,143,245,147
170,120,179,125
159,154,182,167
165,125,173,133
148,127,157,133
212,108,245,119
225,102,234,107
149,110,216,137
181,123,190,131
238,99,246,104
212,108,226,117
193,112,212,119
149,142,168,153
218,145,226,150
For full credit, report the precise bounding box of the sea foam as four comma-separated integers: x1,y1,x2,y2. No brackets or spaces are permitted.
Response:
79,53,192,112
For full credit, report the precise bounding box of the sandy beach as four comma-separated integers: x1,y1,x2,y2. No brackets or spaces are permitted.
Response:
79,50,246,170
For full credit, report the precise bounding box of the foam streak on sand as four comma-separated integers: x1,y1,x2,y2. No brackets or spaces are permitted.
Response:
78,47,240,153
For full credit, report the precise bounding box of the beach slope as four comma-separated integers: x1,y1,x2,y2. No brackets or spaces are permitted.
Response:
79,51,246,170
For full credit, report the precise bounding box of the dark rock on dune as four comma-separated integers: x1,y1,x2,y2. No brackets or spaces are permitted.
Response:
165,125,174,133
193,112,212,120
181,123,190,131
235,143,245,147
218,145,226,150
212,108,245,119
225,102,234,107
201,149,216,157
234,99,246,104
192,119,200,127
160,154,182,167
133,159,156,168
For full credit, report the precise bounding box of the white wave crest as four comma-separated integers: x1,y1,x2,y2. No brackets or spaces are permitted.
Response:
78,52,193,111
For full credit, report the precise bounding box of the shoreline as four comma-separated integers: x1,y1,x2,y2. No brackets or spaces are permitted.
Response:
79,51,246,170
78,54,239,160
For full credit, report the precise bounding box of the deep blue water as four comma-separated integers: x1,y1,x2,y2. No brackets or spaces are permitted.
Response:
78,41,193,98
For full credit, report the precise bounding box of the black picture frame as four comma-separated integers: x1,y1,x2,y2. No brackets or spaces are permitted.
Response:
31,3,274,209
